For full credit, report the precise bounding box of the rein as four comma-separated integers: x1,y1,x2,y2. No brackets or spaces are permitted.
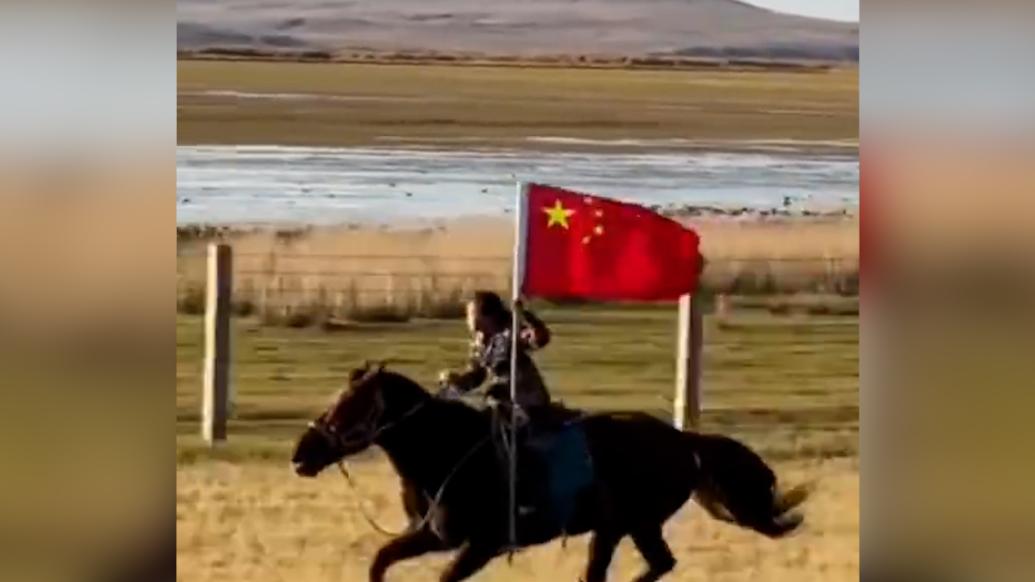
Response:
336,435,491,538
314,394,492,538
334,462,403,536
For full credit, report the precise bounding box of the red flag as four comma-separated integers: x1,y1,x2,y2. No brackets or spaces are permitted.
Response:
518,183,702,301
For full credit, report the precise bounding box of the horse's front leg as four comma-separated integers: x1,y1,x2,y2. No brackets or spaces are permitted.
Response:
399,478,429,530
369,527,444,582
439,541,498,582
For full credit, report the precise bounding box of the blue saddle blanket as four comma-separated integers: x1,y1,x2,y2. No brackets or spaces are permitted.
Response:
524,422,594,527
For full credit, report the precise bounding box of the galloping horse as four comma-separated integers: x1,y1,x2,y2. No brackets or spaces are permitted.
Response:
291,363,809,582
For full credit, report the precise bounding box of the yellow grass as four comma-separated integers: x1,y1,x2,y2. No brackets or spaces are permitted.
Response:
178,61,858,147
176,217,859,322
176,456,857,581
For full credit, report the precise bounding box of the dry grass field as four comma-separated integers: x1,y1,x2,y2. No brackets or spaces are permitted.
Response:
176,305,858,580
177,457,857,582
177,61,858,148
176,216,859,324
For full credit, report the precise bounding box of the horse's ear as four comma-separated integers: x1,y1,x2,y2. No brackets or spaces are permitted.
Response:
348,364,368,385
375,360,387,373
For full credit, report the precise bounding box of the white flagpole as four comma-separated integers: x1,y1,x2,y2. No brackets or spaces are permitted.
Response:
508,181,530,553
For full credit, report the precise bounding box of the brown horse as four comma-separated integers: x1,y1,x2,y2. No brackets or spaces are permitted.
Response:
291,363,809,582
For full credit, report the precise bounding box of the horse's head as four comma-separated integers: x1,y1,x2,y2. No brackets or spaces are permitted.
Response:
291,360,428,477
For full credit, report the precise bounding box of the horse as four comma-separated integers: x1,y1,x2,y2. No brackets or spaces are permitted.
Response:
291,362,809,582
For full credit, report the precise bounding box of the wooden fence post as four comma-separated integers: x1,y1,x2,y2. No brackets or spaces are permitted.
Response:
674,293,704,431
203,243,232,444
715,293,731,320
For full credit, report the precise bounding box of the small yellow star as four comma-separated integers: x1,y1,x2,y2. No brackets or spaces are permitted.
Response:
543,200,575,229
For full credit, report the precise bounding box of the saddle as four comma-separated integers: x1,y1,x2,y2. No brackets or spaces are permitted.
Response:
434,385,593,533
487,402,594,537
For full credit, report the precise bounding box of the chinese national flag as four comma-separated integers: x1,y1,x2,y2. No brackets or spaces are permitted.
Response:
519,183,702,301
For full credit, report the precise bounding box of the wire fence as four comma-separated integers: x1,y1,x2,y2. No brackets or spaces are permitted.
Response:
176,246,860,459
176,249,859,324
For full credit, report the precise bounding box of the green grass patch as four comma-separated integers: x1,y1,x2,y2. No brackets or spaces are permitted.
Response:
177,305,857,464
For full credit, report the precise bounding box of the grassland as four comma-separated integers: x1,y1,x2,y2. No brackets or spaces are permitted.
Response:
177,60,858,148
176,307,857,580
176,308,858,459
177,458,858,582
177,57,858,580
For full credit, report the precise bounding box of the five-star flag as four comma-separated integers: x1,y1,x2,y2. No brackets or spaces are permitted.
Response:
543,200,575,229
518,183,702,301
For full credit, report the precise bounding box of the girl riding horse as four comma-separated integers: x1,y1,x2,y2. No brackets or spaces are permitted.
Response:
437,291,574,529
438,290,553,418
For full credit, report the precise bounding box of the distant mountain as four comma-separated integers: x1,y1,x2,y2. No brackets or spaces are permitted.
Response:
178,0,858,62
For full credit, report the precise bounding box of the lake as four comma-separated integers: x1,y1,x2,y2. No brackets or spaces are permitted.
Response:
176,142,858,225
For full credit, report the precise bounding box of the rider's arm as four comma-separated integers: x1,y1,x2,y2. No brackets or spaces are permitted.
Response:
520,308,551,350
449,360,487,392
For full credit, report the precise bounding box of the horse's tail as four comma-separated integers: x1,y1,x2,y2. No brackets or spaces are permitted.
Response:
684,432,811,538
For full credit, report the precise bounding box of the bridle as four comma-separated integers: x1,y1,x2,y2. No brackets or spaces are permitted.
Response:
304,378,490,538
308,388,430,456
307,399,382,454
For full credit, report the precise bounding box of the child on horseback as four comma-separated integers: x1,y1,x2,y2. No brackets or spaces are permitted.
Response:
438,290,552,416
439,290,590,538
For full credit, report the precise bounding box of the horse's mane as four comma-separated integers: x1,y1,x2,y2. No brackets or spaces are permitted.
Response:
375,368,430,395
376,368,492,426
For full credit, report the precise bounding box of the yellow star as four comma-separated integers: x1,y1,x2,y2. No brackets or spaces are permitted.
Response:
543,200,575,229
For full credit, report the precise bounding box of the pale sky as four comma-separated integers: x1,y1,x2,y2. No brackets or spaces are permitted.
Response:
746,0,859,22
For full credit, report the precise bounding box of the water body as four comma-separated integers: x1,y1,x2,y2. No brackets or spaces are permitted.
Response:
176,142,858,225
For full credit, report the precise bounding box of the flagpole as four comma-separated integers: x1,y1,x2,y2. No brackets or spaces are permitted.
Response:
508,181,530,554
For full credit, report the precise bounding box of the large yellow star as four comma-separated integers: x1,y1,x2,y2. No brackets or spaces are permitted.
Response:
543,200,575,229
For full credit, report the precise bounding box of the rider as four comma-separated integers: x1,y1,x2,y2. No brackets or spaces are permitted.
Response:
440,290,587,537
438,290,552,417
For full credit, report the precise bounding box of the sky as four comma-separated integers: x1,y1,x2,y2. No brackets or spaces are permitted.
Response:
746,0,859,22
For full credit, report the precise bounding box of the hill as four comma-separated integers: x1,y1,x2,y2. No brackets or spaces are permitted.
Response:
178,0,858,62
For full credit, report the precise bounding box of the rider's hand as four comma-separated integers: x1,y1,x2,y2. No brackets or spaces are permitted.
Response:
439,385,462,399
438,369,460,385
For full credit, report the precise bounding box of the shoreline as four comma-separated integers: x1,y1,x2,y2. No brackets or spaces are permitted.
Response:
176,206,858,234
176,138,859,157
177,52,855,73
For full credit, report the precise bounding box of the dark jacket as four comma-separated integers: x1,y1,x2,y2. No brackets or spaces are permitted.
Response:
449,310,551,410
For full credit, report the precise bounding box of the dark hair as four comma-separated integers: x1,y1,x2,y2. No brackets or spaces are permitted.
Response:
470,290,511,328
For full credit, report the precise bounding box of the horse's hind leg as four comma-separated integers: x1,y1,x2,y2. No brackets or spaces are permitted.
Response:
629,525,676,582
582,530,621,582
370,527,444,582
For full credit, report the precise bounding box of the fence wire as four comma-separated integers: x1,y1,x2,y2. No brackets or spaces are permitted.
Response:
176,251,858,323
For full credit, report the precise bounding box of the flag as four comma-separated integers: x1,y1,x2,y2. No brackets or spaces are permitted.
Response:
517,183,702,301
